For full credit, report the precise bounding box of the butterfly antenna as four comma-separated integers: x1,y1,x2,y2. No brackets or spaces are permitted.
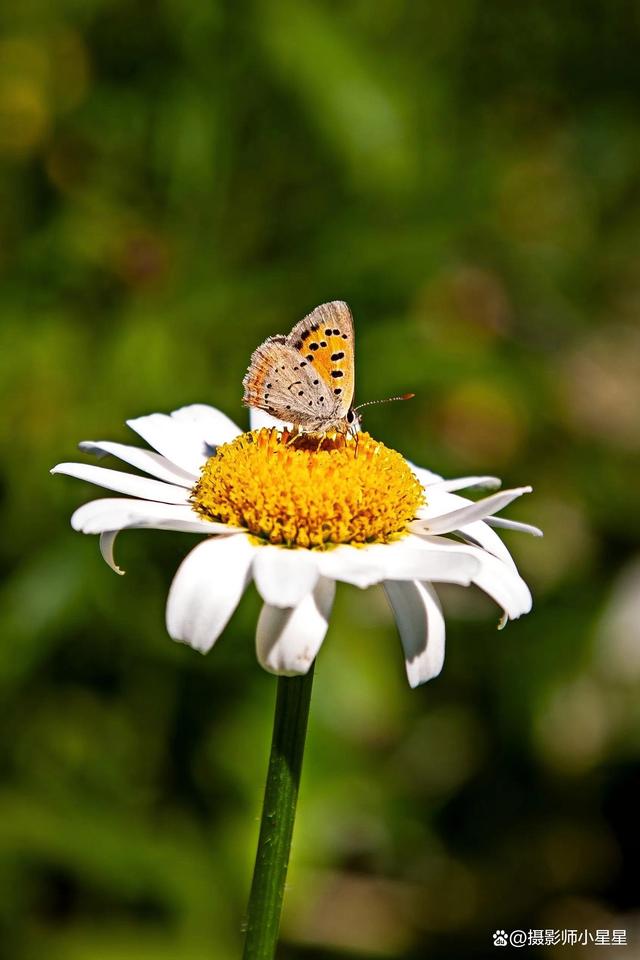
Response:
353,393,415,413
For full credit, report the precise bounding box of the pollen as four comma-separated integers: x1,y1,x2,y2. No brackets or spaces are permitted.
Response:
191,429,425,549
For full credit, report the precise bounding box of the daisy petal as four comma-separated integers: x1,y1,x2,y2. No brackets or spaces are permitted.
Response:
383,580,445,687
419,535,532,620
414,487,532,535
249,407,291,432
126,413,211,475
79,441,196,485
100,531,125,575
414,488,517,568
71,498,236,535
487,517,544,537
51,463,190,504
256,577,335,676
253,547,320,608
426,475,502,492
170,404,242,447
473,551,532,620
317,536,480,589
407,461,443,487
456,520,518,570
166,534,253,653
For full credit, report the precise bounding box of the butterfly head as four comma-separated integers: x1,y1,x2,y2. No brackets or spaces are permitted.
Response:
346,407,362,432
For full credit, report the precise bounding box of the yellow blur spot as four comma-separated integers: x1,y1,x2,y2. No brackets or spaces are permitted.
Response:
0,79,49,156
0,31,90,159
437,381,526,466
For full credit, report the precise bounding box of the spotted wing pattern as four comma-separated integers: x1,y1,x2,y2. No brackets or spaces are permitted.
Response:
243,301,355,431
285,301,355,420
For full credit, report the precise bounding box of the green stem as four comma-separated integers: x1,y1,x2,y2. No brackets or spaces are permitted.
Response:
242,665,315,959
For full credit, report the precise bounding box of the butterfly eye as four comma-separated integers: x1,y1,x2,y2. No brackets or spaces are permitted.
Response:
347,410,355,424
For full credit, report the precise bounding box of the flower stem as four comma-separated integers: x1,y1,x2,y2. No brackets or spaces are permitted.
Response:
242,665,315,959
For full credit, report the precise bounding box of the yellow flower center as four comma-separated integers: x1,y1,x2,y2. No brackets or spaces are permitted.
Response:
191,429,424,549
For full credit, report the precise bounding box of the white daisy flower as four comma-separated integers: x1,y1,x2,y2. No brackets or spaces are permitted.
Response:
51,404,540,687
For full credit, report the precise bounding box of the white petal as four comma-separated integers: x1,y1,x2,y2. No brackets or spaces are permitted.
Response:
487,517,544,537
383,580,445,687
166,535,253,653
317,535,480,588
52,462,190,504
252,547,320,608
426,475,502,492
71,498,236,535
170,404,242,446
249,407,291,432
256,578,335,676
471,551,532,620
415,488,526,568
126,413,212,475
455,520,518,570
407,461,443,486
414,487,532,535
79,441,197,485
100,531,125,575
419,535,532,620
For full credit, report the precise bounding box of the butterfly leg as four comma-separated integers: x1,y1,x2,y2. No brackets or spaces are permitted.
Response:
284,426,301,448
346,423,360,458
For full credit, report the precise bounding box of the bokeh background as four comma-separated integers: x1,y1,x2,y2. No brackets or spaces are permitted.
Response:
1,1,640,957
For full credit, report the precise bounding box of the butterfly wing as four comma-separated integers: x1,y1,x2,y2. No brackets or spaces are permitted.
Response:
285,301,355,419
243,336,340,428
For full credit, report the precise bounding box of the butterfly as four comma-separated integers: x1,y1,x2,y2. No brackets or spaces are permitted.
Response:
243,301,359,435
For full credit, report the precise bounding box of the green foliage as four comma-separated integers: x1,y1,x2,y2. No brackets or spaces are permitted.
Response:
1,1,639,956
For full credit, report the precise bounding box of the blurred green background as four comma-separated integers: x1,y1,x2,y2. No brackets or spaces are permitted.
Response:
1,1,640,957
